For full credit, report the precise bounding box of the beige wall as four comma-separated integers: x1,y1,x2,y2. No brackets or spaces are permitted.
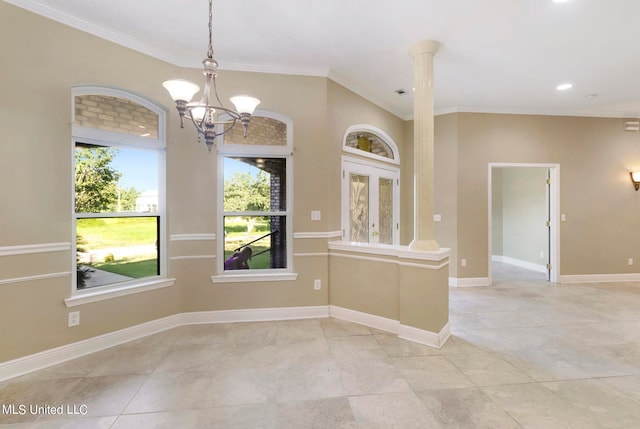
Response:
499,167,548,266
4,1,640,364
443,112,640,278
0,3,410,363
326,80,407,236
329,248,450,334
0,3,184,361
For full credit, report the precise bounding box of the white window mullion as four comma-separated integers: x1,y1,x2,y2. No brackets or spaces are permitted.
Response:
75,212,161,219
223,211,287,217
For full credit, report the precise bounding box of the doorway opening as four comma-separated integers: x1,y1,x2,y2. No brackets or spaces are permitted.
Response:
488,163,560,284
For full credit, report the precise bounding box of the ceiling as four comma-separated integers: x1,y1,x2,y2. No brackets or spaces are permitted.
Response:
7,0,640,119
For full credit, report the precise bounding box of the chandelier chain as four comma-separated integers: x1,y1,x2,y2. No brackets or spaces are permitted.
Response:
162,0,260,151
207,0,214,59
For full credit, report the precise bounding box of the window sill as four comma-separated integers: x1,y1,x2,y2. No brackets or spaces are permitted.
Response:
64,277,176,308
211,272,299,284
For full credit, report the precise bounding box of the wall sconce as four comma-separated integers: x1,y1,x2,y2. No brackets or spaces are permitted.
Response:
631,172,640,191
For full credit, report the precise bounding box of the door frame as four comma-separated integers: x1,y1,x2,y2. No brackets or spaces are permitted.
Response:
341,155,400,244
488,162,560,284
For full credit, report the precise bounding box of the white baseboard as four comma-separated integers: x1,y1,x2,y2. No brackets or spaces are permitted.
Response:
329,305,450,349
493,255,546,273
0,306,327,382
559,273,640,283
0,304,449,382
180,306,329,325
0,314,180,383
398,322,451,349
329,306,399,334
449,277,491,287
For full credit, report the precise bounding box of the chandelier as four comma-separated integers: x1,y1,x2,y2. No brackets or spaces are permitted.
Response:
162,0,260,151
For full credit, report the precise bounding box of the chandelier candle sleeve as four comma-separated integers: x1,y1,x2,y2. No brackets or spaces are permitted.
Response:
162,0,260,151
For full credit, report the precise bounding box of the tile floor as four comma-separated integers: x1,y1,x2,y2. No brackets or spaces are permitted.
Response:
1,262,640,428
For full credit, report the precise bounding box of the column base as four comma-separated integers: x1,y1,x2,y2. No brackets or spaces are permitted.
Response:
409,239,440,252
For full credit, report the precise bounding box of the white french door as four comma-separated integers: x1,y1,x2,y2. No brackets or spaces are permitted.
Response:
341,157,399,245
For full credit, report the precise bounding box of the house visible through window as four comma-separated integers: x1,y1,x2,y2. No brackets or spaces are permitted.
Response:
222,156,287,270
73,88,165,290
218,112,292,274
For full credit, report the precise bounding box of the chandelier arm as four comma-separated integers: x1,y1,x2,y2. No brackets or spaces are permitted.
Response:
212,76,227,110
216,117,240,138
186,108,240,137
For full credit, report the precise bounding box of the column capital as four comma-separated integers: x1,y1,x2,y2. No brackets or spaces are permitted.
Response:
409,40,440,58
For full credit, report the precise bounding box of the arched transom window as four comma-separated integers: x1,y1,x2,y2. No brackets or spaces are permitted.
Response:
341,125,400,245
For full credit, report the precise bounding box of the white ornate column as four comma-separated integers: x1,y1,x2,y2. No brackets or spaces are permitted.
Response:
409,40,440,252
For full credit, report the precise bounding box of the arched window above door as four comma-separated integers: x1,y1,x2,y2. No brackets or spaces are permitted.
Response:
343,125,399,165
341,125,400,245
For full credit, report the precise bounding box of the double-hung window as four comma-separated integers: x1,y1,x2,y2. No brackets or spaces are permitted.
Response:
215,112,294,281
72,87,167,293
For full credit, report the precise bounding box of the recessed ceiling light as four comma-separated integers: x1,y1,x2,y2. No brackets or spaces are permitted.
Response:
556,83,573,91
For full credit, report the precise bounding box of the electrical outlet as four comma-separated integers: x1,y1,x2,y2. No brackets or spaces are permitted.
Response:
313,279,321,290
461,259,467,267
311,211,321,221
68,311,80,327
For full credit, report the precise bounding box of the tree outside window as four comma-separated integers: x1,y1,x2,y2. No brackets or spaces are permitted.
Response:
222,157,287,270
72,88,166,291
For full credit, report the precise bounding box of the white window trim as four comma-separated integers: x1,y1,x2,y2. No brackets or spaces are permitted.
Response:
219,109,294,153
211,272,298,283
72,85,167,145
215,111,295,281
70,86,169,304
341,155,401,245
64,277,175,307
342,124,400,165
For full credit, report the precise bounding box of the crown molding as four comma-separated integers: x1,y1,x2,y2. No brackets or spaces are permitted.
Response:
433,106,640,119
328,69,407,120
5,0,186,65
9,0,637,121
219,62,328,77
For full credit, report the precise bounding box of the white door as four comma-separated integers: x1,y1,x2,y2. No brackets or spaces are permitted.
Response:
342,158,399,244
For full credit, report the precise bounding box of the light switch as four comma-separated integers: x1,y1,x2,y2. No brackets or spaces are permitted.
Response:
433,214,442,222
